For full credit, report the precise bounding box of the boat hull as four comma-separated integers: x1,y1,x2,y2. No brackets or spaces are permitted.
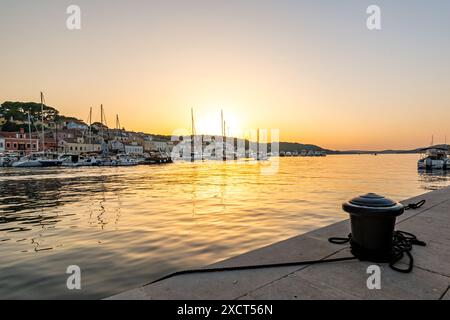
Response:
39,160,62,167
12,160,43,168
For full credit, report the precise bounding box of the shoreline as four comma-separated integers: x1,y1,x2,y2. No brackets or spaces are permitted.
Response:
109,186,450,300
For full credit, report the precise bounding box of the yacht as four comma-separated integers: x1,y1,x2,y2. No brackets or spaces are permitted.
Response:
143,151,172,164
12,152,62,167
0,153,19,167
113,154,139,166
12,154,44,167
13,93,62,168
418,148,448,170
59,154,100,167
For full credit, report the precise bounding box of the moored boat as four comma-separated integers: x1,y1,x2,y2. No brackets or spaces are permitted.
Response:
143,151,172,164
12,154,43,167
0,153,19,167
418,148,448,170
59,154,100,167
38,153,62,167
114,154,139,166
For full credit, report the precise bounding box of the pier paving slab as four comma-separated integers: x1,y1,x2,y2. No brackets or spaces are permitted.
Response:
109,186,450,300
109,235,345,300
240,249,448,300
442,288,450,300
395,204,450,278
207,224,349,269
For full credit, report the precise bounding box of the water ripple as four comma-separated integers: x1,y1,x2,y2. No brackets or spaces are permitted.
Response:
0,155,449,299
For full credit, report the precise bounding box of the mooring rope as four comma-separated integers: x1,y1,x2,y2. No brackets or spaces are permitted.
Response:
146,256,357,285
146,200,427,285
404,199,426,210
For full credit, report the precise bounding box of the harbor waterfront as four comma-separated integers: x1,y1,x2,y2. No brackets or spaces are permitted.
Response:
111,185,450,300
1,154,449,299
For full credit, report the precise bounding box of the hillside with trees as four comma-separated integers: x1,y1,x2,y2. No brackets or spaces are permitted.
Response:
0,101,60,131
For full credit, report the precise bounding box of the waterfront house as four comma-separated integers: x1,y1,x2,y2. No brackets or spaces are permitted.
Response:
92,122,109,132
66,120,88,131
110,140,125,153
0,128,39,156
124,143,144,155
58,117,89,131
59,137,101,154
56,129,83,141
41,137,58,153
147,140,168,152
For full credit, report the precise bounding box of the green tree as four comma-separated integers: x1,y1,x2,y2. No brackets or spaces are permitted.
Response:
1,101,59,122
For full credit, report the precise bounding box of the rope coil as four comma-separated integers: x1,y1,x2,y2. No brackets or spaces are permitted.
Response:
329,230,426,273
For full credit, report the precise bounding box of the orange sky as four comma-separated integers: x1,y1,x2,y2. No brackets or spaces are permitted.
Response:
1,1,449,150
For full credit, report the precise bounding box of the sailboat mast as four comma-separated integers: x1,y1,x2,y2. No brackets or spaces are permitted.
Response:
89,107,92,138
257,128,260,155
221,110,224,137
28,111,33,154
100,104,104,138
41,92,44,153
191,108,195,136
115,114,125,153
89,107,92,151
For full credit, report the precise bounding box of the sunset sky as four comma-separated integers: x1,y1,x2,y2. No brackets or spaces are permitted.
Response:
1,0,449,150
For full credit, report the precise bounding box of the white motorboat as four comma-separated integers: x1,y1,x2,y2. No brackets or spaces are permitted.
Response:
418,148,448,170
0,153,19,167
113,154,139,166
12,154,43,167
59,154,100,167
12,153,62,167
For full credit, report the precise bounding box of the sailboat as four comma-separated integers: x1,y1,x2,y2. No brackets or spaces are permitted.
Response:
13,93,62,167
36,92,62,166
13,111,43,167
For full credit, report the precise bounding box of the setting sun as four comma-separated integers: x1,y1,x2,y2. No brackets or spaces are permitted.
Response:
1,0,450,303
194,108,243,138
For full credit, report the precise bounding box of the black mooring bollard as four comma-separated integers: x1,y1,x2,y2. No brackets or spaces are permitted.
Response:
343,193,405,262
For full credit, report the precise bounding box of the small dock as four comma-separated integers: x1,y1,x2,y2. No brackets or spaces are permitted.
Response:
109,186,450,300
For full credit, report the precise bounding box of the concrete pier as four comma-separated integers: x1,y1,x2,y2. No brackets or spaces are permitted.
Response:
109,186,450,300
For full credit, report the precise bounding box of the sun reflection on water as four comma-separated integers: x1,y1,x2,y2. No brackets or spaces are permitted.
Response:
0,154,449,299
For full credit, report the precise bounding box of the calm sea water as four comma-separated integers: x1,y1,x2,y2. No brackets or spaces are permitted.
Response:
0,154,449,299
